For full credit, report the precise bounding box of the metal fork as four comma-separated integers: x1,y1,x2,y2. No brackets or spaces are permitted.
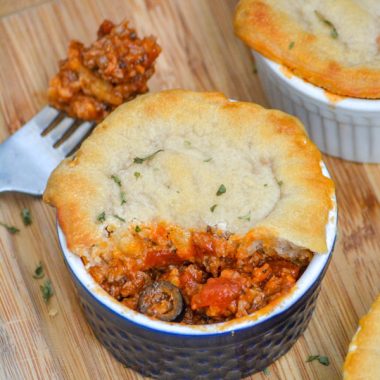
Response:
0,106,95,196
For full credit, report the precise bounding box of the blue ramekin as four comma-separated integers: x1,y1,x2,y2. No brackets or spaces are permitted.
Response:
57,166,337,379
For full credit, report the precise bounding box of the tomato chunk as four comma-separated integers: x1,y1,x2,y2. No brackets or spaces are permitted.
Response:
144,249,183,268
191,277,243,310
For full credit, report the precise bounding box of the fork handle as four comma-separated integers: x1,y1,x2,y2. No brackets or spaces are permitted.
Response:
0,126,61,196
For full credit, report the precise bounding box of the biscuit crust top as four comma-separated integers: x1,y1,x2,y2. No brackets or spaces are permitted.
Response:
44,90,334,257
344,294,380,380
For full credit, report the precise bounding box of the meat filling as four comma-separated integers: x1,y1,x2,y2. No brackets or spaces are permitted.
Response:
88,225,311,324
48,20,161,121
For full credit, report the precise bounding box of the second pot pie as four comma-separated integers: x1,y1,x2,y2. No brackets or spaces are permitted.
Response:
234,0,380,98
44,90,334,324
344,294,380,380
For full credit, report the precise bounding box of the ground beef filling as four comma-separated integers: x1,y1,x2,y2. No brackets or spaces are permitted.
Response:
88,227,311,324
48,19,161,121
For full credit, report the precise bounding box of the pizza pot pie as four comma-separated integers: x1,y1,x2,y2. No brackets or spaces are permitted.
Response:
43,90,334,324
234,0,380,98
344,294,380,380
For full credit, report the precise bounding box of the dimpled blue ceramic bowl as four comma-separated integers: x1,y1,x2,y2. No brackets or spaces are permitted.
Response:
57,166,337,380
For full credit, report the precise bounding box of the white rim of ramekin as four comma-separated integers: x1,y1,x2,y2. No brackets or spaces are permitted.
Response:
58,163,337,336
255,52,380,112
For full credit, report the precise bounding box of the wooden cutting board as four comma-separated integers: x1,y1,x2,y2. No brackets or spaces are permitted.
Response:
1,0,379,379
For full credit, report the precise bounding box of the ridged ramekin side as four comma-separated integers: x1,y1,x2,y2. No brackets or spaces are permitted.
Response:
254,52,380,163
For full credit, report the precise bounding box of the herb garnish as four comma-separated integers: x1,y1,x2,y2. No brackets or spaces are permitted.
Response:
21,208,32,226
184,140,192,147
263,367,270,376
135,225,141,233
134,172,141,179
111,175,127,205
288,41,295,49
33,262,44,279
111,174,122,187
97,212,106,223
216,184,226,196
113,214,126,222
238,211,251,222
210,204,217,212
120,191,127,205
306,355,330,366
264,184,268,187
315,11,338,39
204,158,212,162
40,279,53,303
0,221,20,234
277,180,283,186
133,149,164,164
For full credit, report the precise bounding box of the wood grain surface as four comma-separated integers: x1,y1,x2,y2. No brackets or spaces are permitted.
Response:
0,1,379,379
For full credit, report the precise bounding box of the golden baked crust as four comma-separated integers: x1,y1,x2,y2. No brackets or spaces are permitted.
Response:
43,90,334,258
234,0,380,98
344,294,380,380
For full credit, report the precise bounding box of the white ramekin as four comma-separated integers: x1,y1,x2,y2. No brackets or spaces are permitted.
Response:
56,163,336,378
253,51,380,163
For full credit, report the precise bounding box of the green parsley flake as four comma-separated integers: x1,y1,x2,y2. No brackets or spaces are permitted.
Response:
111,174,122,187
263,367,270,376
315,11,338,39
330,28,338,39
216,184,226,196
133,149,164,164
135,225,141,233
306,355,330,366
288,41,295,49
40,279,53,303
184,140,192,147
120,191,127,205
134,172,141,179
113,214,126,222
238,211,251,222
210,204,217,212
277,180,283,186
33,262,44,279
97,212,106,223
21,208,32,226
203,158,212,163
0,221,20,234
264,184,268,187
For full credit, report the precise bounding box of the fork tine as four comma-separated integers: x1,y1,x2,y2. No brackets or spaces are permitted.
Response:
44,116,76,145
57,121,95,156
53,119,83,147
41,112,66,136
32,106,61,131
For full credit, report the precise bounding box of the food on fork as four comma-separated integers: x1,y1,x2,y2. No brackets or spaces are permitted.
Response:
43,90,334,324
48,20,161,121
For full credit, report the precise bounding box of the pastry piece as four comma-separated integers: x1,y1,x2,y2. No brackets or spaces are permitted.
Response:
44,90,334,323
344,294,380,380
48,20,161,121
234,0,380,98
